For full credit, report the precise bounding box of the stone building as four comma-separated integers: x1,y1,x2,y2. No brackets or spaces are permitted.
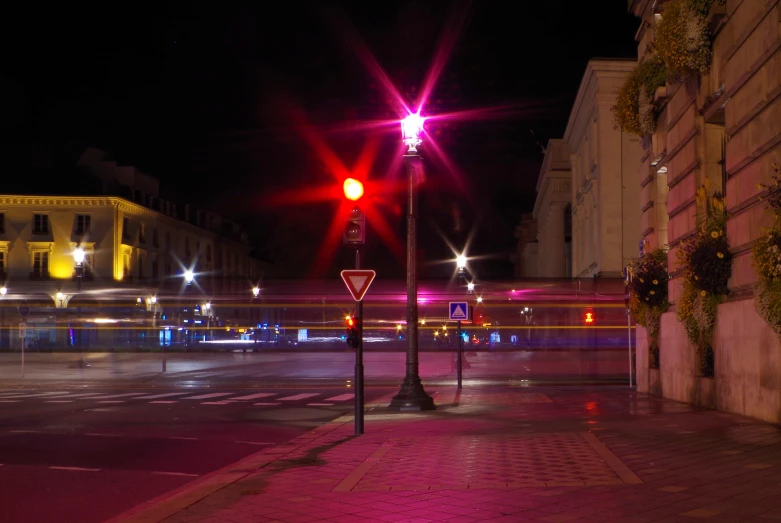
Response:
0,149,268,350
629,0,781,422
526,61,642,280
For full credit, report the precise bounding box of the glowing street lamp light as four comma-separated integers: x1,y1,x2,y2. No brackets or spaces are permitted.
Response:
0,286,7,296
401,113,424,153
184,270,195,286
467,282,475,292
456,254,467,274
390,111,435,412
73,247,85,266
252,287,260,298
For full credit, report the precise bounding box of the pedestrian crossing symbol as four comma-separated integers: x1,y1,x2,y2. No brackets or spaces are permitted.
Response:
449,301,470,321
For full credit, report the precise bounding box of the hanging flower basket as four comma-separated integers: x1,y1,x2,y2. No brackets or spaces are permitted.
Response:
655,0,724,78
628,247,670,368
676,184,731,377
752,165,781,337
612,55,667,137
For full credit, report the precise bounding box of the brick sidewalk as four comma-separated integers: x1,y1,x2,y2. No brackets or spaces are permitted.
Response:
112,386,781,523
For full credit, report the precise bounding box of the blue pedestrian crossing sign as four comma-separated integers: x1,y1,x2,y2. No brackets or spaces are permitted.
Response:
449,302,470,321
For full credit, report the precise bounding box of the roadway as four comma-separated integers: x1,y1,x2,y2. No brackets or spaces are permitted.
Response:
0,385,393,523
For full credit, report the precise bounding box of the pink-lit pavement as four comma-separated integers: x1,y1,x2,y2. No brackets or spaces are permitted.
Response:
110,386,781,523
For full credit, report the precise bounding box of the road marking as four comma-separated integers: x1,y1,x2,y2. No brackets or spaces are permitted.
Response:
229,392,277,401
235,441,274,446
277,393,320,401
47,393,106,399
0,392,69,398
149,401,178,404
253,402,281,406
201,401,230,405
0,400,20,403
152,471,199,477
50,466,101,472
136,393,189,399
85,433,120,437
10,430,39,433
89,393,147,400
169,436,198,440
324,394,354,401
45,400,74,403
182,393,234,400
307,403,334,406
96,401,126,404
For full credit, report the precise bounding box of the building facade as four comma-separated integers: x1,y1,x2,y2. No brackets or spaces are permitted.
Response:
525,61,642,280
629,0,781,422
0,150,267,351
567,60,643,279
532,140,572,278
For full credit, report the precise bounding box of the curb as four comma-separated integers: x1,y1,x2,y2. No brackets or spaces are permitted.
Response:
103,396,394,523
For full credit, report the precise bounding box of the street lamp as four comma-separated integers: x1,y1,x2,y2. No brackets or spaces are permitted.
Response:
184,270,194,286
456,254,467,274
252,287,260,298
73,247,85,290
389,113,435,411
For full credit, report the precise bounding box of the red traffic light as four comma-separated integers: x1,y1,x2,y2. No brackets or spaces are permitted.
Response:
343,178,364,201
585,311,594,324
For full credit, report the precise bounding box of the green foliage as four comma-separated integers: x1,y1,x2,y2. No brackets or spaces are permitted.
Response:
676,187,729,376
752,164,781,337
655,0,714,78
611,55,667,137
628,248,670,368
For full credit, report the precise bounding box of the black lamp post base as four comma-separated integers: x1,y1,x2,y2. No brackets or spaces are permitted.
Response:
388,375,436,411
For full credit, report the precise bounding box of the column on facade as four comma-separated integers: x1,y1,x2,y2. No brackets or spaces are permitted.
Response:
546,202,568,278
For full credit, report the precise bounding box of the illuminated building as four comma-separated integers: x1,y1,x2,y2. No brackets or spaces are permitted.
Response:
629,0,781,423
0,148,266,350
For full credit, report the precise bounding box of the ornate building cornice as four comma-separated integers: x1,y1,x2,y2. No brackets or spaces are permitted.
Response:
0,196,112,207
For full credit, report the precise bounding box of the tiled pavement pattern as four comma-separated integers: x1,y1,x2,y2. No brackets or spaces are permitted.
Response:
116,387,781,523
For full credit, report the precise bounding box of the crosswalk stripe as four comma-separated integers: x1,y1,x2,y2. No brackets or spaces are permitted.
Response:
149,401,178,404
229,392,277,401
182,392,234,400
324,394,354,401
89,393,147,400
0,392,68,398
43,393,105,399
277,393,320,401
136,393,189,399
253,402,281,406
307,403,334,406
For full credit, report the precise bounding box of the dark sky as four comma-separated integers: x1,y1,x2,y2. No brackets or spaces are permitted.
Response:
4,2,638,280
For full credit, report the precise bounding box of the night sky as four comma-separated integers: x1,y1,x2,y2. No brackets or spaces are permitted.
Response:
4,2,638,281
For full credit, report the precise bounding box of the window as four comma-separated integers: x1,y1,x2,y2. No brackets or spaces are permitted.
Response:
123,253,131,279
139,223,146,244
185,237,191,257
166,232,171,251
0,251,5,274
165,262,172,276
31,251,49,279
206,245,212,263
153,228,159,247
75,214,91,235
0,213,5,234
138,255,145,280
152,259,159,281
33,214,49,235
122,217,130,241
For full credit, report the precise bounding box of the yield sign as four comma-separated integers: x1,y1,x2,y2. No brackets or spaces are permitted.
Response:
341,270,376,301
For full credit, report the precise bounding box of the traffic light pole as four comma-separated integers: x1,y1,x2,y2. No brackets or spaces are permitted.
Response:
354,246,364,435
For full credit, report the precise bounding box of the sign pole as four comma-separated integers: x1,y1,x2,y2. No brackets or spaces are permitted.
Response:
625,275,633,388
354,248,364,435
457,320,462,389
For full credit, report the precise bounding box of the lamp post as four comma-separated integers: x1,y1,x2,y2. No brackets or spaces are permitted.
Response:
73,247,85,291
184,270,194,350
389,113,435,411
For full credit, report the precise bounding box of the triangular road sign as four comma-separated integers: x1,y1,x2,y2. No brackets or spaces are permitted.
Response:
341,270,377,301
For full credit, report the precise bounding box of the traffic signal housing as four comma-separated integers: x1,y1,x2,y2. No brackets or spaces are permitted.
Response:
584,309,595,325
346,316,361,348
343,205,366,245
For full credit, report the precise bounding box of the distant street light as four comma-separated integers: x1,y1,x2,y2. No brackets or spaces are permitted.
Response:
252,286,260,298
184,270,194,286
73,247,85,290
389,113,435,412
456,254,467,274
0,286,7,296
